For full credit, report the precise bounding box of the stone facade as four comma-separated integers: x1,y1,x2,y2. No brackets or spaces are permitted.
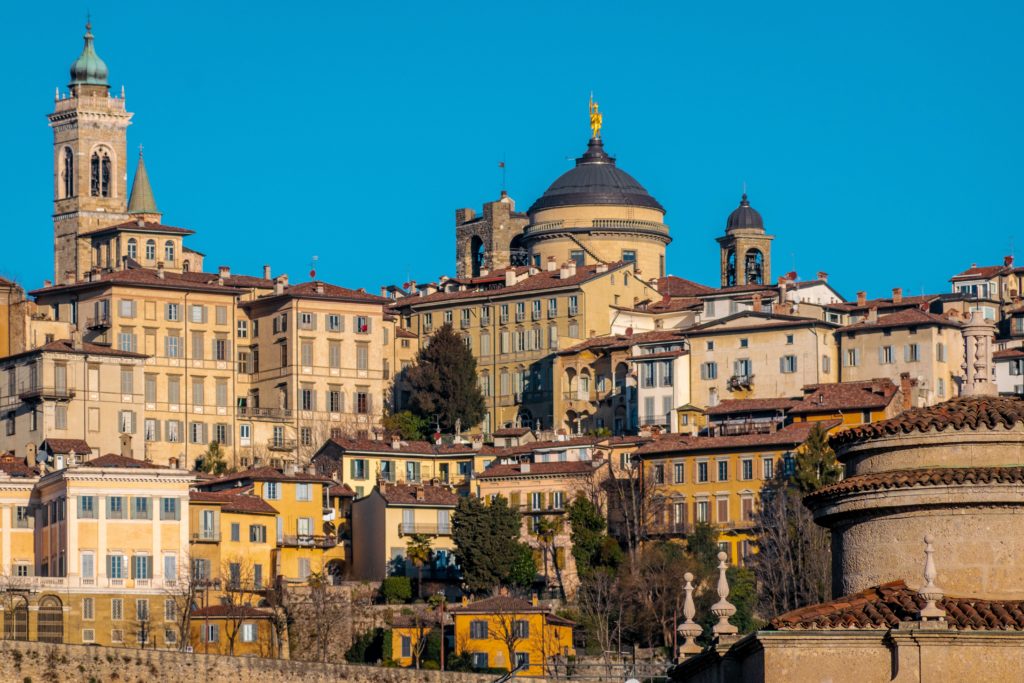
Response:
454,192,529,278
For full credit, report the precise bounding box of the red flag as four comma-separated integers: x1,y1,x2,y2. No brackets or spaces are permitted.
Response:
498,161,505,168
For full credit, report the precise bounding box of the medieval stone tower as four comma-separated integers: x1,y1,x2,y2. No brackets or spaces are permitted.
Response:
716,193,774,287
49,22,133,283
454,191,530,278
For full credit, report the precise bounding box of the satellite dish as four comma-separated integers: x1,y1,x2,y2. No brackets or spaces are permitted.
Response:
626,678,641,683
35,450,48,464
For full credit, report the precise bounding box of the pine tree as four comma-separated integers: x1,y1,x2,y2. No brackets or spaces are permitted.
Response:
451,495,524,593
793,423,842,493
406,324,486,432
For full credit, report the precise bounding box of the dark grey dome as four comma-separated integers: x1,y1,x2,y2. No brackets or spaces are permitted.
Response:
725,194,764,231
528,138,664,214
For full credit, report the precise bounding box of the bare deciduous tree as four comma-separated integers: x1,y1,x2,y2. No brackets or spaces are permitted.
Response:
220,557,260,655
163,559,205,651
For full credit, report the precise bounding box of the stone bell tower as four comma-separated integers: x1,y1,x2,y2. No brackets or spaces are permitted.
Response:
454,192,529,278
49,22,133,283
716,194,774,287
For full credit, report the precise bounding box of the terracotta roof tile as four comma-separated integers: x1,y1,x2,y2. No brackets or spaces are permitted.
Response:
558,330,686,355
993,348,1024,360
805,466,1024,505
656,276,716,297
770,581,1024,631
192,605,272,619
841,307,961,331
328,483,356,497
477,460,600,479
824,294,939,313
704,398,800,416
453,596,545,614
635,421,837,457
3,340,148,362
492,427,532,437
260,280,388,305
788,379,900,415
189,491,278,515
376,482,459,506
950,264,1012,280
200,466,332,487
30,268,239,296
82,454,173,469
831,396,1024,449
40,439,93,455
0,454,37,478
324,436,490,457
89,220,195,236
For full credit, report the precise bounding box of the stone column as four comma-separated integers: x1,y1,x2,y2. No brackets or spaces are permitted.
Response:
961,312,996,396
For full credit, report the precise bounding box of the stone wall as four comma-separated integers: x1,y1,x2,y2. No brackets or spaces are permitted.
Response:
0,639,508,683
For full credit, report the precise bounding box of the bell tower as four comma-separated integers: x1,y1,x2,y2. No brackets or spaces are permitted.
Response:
716,194,774,287
49,22,133,283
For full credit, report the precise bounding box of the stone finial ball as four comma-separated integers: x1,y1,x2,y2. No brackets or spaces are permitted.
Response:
717,551,727,561
924,534,934,544
684,572,694,582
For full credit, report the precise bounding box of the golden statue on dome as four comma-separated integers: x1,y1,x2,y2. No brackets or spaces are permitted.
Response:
589,94,602,139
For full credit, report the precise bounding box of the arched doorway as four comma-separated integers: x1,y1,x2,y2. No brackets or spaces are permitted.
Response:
37,596,64,643
3,596,28,641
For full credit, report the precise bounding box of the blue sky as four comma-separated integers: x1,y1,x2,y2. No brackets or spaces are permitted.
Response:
4,1,1022,298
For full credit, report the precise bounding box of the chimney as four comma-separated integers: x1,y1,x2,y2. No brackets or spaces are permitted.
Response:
119,433,132,459
479,268,489,277
505,270,517,287
391,434,402,450
532,593,539,607
274,276,285,295
596,263,608,274
546,256,557,272
521,462,531,474
415,487,426,501
752,294,763,313
156,262,165,279
856,291,867,306
380,286,388,297
867,307,879,324
559,262,571,280
1005,255,1014,267
471,433,483,450
284,461,298,476
70,329,83,350
407,280,416,293
316,282,325,295
892,287,903,304
24,443,36,470
816,271,829,282
899,372,913,411
263,265,272,280
218,265,231,279
43,279,52,289
566,261,577,278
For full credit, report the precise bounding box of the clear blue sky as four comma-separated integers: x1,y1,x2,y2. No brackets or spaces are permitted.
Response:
4,1,1022,298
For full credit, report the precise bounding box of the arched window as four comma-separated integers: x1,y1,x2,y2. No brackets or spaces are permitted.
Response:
165,241,175,263
726,248,738,287
469,235,484,278
145,239,156,261
182,259,190,272
90,149,112,197
126,238,137,260
37,596,64,644
744,249,764,285
62,147,74,198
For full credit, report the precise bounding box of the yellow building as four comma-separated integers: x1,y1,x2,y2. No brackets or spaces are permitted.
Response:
312,434,484,498
389,261,660,433
634,420,838,566
189,604,276,657
389,612,433,667
196,467,346,583
350,481,458,584
451,594,575,676
188,490,278,590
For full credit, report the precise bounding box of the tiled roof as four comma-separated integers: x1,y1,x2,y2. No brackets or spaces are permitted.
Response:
994,348,1024,360
200,467,332,487
325,436,487,457
377,482,459,507
390,262,635,307
3,340,148,362
30,267,238,296
950,264,1012,281
477,460,599,479
89,220,194,236
831,396,1024,449
252,281,388,305
396,327,418,339
558,329,686,355
452,596,544,614
824,294,939,313
841,308,961,331
769,580,1024,631
40,438,93,455
657,276,716,298
635,421,837,457
328,483,356,497
704,398,799,416
82,454,172,469
0,455,37,478
189,491,278,515
685,311,836,335
644,297,703,313
805,466,1024,505
492,427,531,437
788,379,899,415
631,349,688,361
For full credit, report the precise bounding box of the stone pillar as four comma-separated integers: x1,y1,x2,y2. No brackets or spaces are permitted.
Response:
961,312,996,396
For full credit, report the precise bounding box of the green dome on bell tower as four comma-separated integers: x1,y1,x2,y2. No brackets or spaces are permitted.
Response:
69,21,109,91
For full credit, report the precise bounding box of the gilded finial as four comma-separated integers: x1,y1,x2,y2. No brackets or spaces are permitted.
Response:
589,93,602,139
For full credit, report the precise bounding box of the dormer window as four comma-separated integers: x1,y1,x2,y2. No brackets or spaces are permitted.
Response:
126,238,137,260
164,241,175,263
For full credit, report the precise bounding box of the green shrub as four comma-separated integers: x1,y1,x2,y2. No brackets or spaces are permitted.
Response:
344,628,386,664
381,576,413,604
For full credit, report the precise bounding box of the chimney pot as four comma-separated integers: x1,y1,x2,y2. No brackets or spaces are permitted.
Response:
752,294,763,313
119,433,132,459
43,279,52,289
867,306,879,323
505,270,517,287
817,271,828,282
856,291,867,306
263,265,272,280
892,287,903,304
1005,255,1014,267
218,265,230,278
156,261,165,279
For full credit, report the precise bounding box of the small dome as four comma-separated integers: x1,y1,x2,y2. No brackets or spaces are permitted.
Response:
528,137,663,214
725,193,764,231
69,23,109,88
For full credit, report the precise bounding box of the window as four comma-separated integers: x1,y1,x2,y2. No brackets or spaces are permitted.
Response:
570,250,584,266
164,555,177,583
653,464,665,484
79,496,96,519
230,523,240,542
355,316,370,334
696,500,709,523
739,338,749,348
780,355,797,373
700,362,718,380
241,623,258,643
55,405,68,429
674,462,685,484
296,483,312,501
717,497,729,523
734,359,752,377
82,597,94,620
763,458,774,479
717,461,729,481
742,459,753,480
164,240,175,263
822,355,832,373
145,239,156,260
905,344,921,362
327,314,342,331
513,620,530,638
697,461,709,482
470,620,488,639
622,249,637,263
205,624,220,643
515,652,531,668
111,598,124,620
844,348,860,367
357,343,369,370
164,599,176,622
250,525,267,543
165,335,180,357
132,497,151,520
160,497,179,521
472,653,489,669
132,556,152,580
879,346,894,364
356,390,370,414
936,343,946,362
214,338,229,361
264,482,281,500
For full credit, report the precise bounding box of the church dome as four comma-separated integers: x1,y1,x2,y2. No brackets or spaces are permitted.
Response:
725,193,764,231
528,137,663,214
69,23,109,88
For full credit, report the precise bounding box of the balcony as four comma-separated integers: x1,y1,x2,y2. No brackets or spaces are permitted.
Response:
480,316,491,327
398,523,452,536
515,312,526,323
280,534,338,548
236,406,293,421
191,530,220,543
568,307,579,317
85,315,111,330
18,385,75,402
267,439,297,451
460,318,471,329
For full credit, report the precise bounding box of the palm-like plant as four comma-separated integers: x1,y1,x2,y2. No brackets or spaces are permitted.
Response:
406,533,433,599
